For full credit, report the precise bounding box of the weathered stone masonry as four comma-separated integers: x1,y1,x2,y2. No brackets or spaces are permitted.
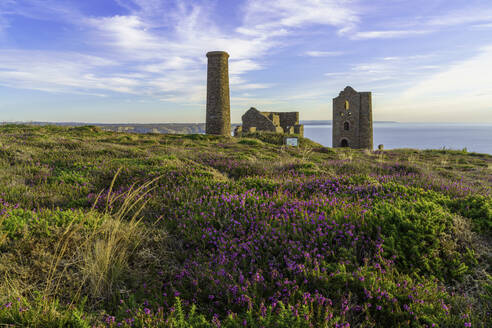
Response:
206,51,231,136
333,86,373,149
237,107,304,137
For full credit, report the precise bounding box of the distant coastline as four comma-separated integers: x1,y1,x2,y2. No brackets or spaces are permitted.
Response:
3,121,206,134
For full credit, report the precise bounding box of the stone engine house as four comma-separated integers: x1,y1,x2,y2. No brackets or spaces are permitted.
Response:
333,86,373,149
235,107,304,137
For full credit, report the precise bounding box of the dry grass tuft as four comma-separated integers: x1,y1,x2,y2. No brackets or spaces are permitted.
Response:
78,169,161,300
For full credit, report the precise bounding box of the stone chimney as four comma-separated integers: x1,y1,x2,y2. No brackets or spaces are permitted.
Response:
206,51,231,136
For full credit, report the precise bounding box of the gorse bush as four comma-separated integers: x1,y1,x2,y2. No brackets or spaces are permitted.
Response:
0,125,490,327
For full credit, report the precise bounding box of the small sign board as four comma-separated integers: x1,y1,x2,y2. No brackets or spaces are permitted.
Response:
285,137,299,147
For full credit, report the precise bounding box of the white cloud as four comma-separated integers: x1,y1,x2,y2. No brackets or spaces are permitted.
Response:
234,83,273,90
305,51,344,57
352,30,430,39
229,60,263,76
86,15,161,54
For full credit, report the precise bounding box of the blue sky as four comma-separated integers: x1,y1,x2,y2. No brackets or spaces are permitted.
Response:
1,0,492,123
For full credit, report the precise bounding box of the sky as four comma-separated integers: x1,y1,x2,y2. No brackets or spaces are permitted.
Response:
1,0,492,123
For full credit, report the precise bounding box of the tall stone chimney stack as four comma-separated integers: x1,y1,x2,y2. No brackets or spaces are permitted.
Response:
206,51,231,136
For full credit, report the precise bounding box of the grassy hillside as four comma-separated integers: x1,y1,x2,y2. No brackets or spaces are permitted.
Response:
0,124,490,327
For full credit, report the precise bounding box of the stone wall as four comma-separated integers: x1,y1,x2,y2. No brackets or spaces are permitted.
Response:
276,112,299,129
332,86,373,149
206,51,231,136
240,108,304,136
359,92,373,149
242,108,278,132
294,124,304,137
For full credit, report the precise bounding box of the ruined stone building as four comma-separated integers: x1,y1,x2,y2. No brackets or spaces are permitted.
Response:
234,107,304,137
206,51,231,136
332,86,373,149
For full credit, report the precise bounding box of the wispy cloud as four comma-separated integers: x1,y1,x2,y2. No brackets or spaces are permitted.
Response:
342,55,440,85
471,22,492,29
86,15,160,54
0,0,15,35
0,50,136,95
350,46,492,122
427,7,492,27
1,0,83,23
0,16,9,35
234,83,274,90
81,2,278,98
402,45,492,100
0,0,362,102
351,30,430,40
0,0,269,99
351,4,492,39
285,54,441,103
305,51,344,57
239,0,360,36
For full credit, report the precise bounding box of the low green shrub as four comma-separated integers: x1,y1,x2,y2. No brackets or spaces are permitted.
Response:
447,195,492,234
365,198,472,281
238,138,263,146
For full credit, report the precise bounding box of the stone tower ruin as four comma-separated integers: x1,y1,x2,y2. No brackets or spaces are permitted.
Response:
332,86,373,149
206,51,231,136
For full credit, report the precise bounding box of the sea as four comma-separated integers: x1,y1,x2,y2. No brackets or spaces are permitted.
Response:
304,123,492,155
